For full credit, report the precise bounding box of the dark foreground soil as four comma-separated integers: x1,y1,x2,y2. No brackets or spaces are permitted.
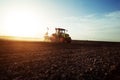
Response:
0,40,120,80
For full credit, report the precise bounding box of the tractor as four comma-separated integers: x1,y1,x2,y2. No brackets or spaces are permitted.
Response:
49,28,71,43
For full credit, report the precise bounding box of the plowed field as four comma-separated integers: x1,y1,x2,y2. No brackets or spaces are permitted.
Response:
0,40,120,80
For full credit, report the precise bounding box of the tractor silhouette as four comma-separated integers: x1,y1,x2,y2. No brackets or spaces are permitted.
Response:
44,28,71,43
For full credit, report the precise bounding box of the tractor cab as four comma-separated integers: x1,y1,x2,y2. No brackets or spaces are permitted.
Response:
55,28,66,34
55,28,67,36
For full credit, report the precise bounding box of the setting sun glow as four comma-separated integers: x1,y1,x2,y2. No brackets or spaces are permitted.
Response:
3,10,41,37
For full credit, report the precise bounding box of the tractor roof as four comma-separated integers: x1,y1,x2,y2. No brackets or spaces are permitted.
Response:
55,28,66,31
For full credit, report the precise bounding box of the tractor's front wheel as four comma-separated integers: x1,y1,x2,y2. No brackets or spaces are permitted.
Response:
66,37,71,43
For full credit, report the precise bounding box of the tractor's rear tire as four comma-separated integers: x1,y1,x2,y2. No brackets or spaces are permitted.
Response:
60,37,71,43
60,37,65,43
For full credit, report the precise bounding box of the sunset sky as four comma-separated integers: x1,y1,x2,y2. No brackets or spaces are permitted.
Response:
0,0,120,41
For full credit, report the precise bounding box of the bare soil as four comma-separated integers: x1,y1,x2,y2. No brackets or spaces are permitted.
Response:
0,40,120,80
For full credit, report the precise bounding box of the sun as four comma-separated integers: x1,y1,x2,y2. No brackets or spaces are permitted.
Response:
3,10,43,38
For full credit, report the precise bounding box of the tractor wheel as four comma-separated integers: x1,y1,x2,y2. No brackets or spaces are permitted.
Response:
66,37,71,43
60,37,65,43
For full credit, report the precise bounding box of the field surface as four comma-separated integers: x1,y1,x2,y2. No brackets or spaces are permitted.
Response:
0,40,120,80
